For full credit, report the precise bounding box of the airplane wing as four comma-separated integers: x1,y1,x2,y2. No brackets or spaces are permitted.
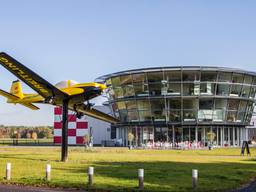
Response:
0,52,69,99
19,103,40,110
0,89,19,100
0,89,39,110
75,104,119,124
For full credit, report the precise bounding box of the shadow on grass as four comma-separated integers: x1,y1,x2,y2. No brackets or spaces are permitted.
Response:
0,153,59,162
49,160,256,192
1,152,256,192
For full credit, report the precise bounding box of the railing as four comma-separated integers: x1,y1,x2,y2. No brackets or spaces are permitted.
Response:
0,138,53,146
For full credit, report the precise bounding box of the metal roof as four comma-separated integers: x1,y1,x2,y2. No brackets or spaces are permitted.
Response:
96,66,256,82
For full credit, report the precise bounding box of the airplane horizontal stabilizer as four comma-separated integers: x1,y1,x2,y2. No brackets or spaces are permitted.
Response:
0,89,20,100
20,103,40,110
0,89,39,110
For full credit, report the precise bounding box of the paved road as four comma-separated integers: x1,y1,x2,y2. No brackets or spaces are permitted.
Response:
0,185,85,192
229,181,256,192
1,182,256,192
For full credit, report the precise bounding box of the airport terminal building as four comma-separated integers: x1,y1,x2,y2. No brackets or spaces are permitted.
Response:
97,67,256,147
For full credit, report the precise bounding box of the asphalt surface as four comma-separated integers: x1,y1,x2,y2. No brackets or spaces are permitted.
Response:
229,180,256,192
0,181,256,192
0,185,85,192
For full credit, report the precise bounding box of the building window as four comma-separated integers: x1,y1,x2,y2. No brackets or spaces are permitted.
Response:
228,99,240,110
149,82,162,96
216,84,230,96
123,85,135,97
184,99,198,109
169,111,181,122
126,100,137,110
218,72,232,82
111,127,116,139
127,110,139,122
120,74,133,85
200,83,215,95
150,99,166,121
164,70,181,82
198,99,214,122
230,84,242,97
227,111,237,122
183,83,198,96
182,71,200,81
147,72,163,83
241,85,251,98
244,75,253,85
183,110,197,122
166,83,181,95
201,71,217,82
111,76,121,87
232,73,244,83
167,99,181,110
134,83,149,96
138,110,152,122
113,87,124,98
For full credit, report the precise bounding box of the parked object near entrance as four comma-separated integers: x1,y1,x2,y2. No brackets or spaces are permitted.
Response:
241,141,251,156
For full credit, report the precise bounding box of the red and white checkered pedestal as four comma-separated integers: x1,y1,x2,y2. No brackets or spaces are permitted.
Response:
53,107,88,145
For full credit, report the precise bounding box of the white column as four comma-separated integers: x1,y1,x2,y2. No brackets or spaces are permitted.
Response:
228,128,230,146
245,128,248,141
239,127,244,145
203,128,206,146
216,128,219,146
140,127,144,144
126,128,129,146
195,126,198,143
172,126,175,145
232,127,235,146
220,127,223,146
116,128,119,139
237,128,240,146
189,128,191,142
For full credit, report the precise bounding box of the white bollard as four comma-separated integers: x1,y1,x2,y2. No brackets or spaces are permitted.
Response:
6,162,11,180
192,169,198,189
138,169,144,190
88,167,94,186
46,164,51,181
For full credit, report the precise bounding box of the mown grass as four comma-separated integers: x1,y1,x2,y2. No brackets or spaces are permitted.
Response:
0,147,255,191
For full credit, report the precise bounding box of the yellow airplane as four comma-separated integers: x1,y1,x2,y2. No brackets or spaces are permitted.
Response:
0,52,118,124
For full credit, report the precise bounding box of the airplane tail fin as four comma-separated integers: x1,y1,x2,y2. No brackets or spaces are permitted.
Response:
10,80,24,99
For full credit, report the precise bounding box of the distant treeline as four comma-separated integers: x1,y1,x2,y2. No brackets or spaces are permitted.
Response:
0,125,53,139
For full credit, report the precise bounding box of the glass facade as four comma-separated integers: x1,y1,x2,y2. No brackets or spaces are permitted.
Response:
99,67,256,147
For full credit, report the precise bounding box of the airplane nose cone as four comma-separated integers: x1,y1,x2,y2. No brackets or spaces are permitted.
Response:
97,83,107,90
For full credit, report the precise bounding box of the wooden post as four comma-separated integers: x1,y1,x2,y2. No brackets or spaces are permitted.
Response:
6,162,11,180
138,169,144,190
46,164,51,181
88,167,94,186
192,169,198,189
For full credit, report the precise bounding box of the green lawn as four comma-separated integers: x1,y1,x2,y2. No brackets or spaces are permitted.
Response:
0,147,255,191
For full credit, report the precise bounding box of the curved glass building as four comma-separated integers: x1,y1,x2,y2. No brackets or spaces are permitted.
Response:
97,67,256,147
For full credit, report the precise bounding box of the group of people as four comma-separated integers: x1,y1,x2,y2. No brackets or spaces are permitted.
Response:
143,141,205,149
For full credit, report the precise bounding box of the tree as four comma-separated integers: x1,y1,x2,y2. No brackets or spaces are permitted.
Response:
83,134,90,147
31,132,37,140
16,132,21,139
207,131,216,145
128,132,134,149
26,132,31,139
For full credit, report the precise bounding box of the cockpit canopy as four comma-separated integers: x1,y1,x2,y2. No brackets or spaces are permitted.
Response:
55,80,78,89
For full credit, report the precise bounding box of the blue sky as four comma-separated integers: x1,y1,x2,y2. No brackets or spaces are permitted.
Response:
0,0,255,125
